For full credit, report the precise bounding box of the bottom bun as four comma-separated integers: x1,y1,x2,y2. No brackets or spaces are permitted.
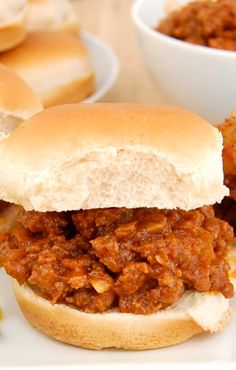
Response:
13,280,232,350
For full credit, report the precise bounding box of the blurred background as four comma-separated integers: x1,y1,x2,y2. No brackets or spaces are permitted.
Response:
73,0,163,104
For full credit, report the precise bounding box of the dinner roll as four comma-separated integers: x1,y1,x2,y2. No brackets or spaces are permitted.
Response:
0,64,42,135
27,0,79,33
0,0,27,52
0,32,95,108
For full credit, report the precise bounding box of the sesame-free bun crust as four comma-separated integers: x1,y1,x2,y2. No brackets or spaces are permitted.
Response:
0,32,95,107
0,64,42,134
0,104,228,211
13,281,232,350
27,0,79,33
0,0,27,52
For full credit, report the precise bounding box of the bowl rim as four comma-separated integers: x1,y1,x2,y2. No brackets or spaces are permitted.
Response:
131,0,236,59
81,32,120,103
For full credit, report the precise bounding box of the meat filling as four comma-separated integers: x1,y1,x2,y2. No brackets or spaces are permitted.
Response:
0,206,234,314
157,0,236,51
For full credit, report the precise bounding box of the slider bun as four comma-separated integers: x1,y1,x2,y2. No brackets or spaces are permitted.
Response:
27,0,79,33
0,32,95,108
0,0,27,52
0,64,42,135
12,249,236,350
13,279,233,350
0,104,228,211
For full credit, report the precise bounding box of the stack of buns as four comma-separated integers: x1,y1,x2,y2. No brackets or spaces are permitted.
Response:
0,0,95,108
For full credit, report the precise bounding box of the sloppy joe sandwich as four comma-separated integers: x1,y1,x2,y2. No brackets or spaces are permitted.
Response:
0,32,95,108
0,104,234,350
0,0,27,52
27,0,79,34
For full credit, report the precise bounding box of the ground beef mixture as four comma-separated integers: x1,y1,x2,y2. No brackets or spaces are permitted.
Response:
157,0,236,51
0,206,234,314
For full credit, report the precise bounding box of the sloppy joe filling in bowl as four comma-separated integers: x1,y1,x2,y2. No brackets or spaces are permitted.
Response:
132,0,236,122
0,206,233,314
157,0,236,52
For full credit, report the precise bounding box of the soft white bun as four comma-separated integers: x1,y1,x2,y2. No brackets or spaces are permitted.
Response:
0,64,42,135
0,32,95,108
0,0,27,52
12,249,236,350
0,104,228,212
13,245,236,350
27,0,79,33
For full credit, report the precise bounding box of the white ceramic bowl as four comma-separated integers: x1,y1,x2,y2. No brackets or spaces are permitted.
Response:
132,0,236,123
81,32,119,103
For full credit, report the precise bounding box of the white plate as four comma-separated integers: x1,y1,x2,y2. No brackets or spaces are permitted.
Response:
81,32,119,103
0,268,235,370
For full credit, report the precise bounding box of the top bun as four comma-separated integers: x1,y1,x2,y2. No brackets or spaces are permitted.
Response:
0,0,27,52
27,0,79,33
0,64,42,135
0,104,228,211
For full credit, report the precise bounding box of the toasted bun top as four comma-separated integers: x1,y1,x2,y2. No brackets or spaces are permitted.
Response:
27,0,79,33
0,104,228,211
0,64,42,134
0,32,88,69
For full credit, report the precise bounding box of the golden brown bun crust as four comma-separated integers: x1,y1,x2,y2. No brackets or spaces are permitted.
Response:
0,104,219,169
